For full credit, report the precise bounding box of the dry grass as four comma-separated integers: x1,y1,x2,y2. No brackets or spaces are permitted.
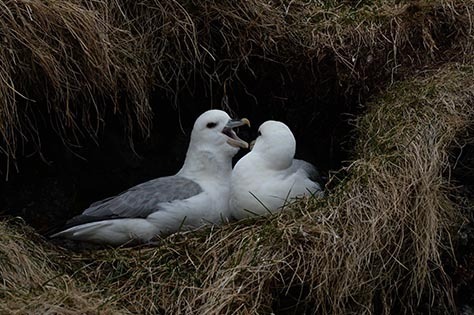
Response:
0,218,124,314
61,62,473,314
0,0,151,178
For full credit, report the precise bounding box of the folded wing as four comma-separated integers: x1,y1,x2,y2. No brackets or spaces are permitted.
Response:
64,176,203,228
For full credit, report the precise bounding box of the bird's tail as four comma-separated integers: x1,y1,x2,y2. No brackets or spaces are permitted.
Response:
50,221,112,239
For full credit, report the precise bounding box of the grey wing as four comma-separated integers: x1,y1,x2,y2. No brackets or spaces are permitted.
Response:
65,176,202,227
291,159,322,183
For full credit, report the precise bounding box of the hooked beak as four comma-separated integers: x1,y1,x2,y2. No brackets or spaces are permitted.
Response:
222,118,250,149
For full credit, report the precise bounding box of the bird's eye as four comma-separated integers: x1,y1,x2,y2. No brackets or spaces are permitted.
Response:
257,131,262,136
207,122,217,128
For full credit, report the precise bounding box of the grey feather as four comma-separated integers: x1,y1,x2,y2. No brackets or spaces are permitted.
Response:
291,159,323,184
65,176,202,228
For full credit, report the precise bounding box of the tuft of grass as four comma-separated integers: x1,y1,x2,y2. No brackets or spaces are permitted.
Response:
0,218,124,314
0,0,151,178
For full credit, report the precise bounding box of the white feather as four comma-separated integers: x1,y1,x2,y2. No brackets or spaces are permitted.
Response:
230,120,323,219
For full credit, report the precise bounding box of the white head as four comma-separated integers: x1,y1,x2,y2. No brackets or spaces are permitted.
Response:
251,120,296,170
188,109,250,158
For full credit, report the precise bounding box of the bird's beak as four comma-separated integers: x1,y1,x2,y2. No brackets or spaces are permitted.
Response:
226,118,250,129
223,118,250,149
249,140,256,151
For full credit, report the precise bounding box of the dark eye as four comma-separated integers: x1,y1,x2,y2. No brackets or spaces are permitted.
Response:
257,131,262,136
207,122,217,128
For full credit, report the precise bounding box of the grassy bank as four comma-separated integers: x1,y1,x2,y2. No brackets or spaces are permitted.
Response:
1,0,473,313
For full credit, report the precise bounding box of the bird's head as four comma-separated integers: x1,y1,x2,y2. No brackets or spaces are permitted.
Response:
251,120,296,170
190,109,250,157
